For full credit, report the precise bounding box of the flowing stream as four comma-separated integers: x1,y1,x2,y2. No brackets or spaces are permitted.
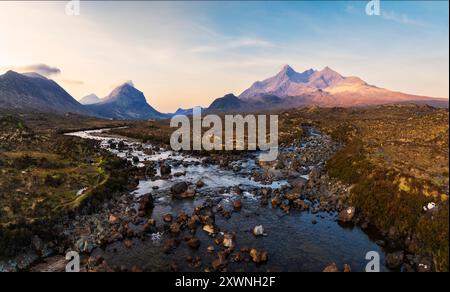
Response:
66,128,391,272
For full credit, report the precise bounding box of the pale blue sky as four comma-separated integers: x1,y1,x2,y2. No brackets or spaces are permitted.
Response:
0,1,448,112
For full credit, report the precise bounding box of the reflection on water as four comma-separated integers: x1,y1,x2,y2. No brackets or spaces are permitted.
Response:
67,128,390,272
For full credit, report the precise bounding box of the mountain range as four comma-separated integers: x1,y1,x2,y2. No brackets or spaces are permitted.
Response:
0,71,91,115
208,65,448,112
0,71,165,120
86,83,166,120
0,66,447,120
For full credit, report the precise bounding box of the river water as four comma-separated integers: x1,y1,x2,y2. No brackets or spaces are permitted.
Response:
66,128,390,272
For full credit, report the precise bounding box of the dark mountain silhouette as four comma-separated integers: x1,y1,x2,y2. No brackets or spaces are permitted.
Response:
0,71,91,115
87,83,166,120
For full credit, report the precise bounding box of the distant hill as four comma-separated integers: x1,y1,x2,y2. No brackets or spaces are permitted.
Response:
79,93,101,105
87,83,166,120
0,71,92,115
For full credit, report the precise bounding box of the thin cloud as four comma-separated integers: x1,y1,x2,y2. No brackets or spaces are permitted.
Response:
15,64,61,76
382,11,423,26
59,79,85,85
189,37,274,54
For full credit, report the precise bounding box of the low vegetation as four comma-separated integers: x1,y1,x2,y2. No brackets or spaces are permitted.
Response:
0,113,129,257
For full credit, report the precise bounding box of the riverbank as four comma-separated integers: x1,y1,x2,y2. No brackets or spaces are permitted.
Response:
23,125,391,272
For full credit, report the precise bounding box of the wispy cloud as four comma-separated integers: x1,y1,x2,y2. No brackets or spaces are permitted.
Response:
382,10,423,26
3,64,61,76
58,79,84,85
189,37,273,54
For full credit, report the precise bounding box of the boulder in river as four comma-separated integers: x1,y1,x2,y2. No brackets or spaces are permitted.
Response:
171,182,188,197
249,248,268,264
233,200,242,211
160,162,172,176
186,237,201,249
253,225,265,237
138,194,154,214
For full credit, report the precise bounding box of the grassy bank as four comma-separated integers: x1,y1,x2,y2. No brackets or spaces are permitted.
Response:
0,114,129,258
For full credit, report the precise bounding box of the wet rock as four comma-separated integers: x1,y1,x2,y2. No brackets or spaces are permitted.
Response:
286,192,300,202
343,264,351,272
124,239,133,249
280,203,290,214
196,180,205,188
207,245,215,254
117,141,125,150
249,249,268,264
163,214,173,223
169,223,181,236
138,194,154,214
186,237,201,250
233,200,242,211
176,212,189,224
293,199,309,211
132,156,139,164
171,182,188,195
323,262,339,272
253,225,265,237
271,198,280,208
233,253,244,263
130,265,144,272
337,207,355,223
163,239,180,254
143,219,156,233
160,163,172,176
386,251,404,269
202,224,215,235
223,233,235,248
173,171,186,177
212,251,228,271
290,177,307,190
109,214,120,225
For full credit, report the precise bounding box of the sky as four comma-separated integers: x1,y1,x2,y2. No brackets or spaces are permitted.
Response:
0,1,448,113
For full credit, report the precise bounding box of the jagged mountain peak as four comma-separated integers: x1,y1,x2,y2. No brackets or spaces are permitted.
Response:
87,82,165,120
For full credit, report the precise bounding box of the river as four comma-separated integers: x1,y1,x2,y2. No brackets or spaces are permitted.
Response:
66,128,391,272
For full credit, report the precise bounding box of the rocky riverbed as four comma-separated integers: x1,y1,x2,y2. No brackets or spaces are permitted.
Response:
2,127,394,272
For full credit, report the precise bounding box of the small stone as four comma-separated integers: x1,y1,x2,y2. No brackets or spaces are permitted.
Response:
249,248,268,264
169,223,181,236
202,224,215,235
223,233,235,248
187,237,201,249
253,225,265,236
323,262,339,272
109,214,120,225
163,214,173,223
233,200,242,211
124,240,133,249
